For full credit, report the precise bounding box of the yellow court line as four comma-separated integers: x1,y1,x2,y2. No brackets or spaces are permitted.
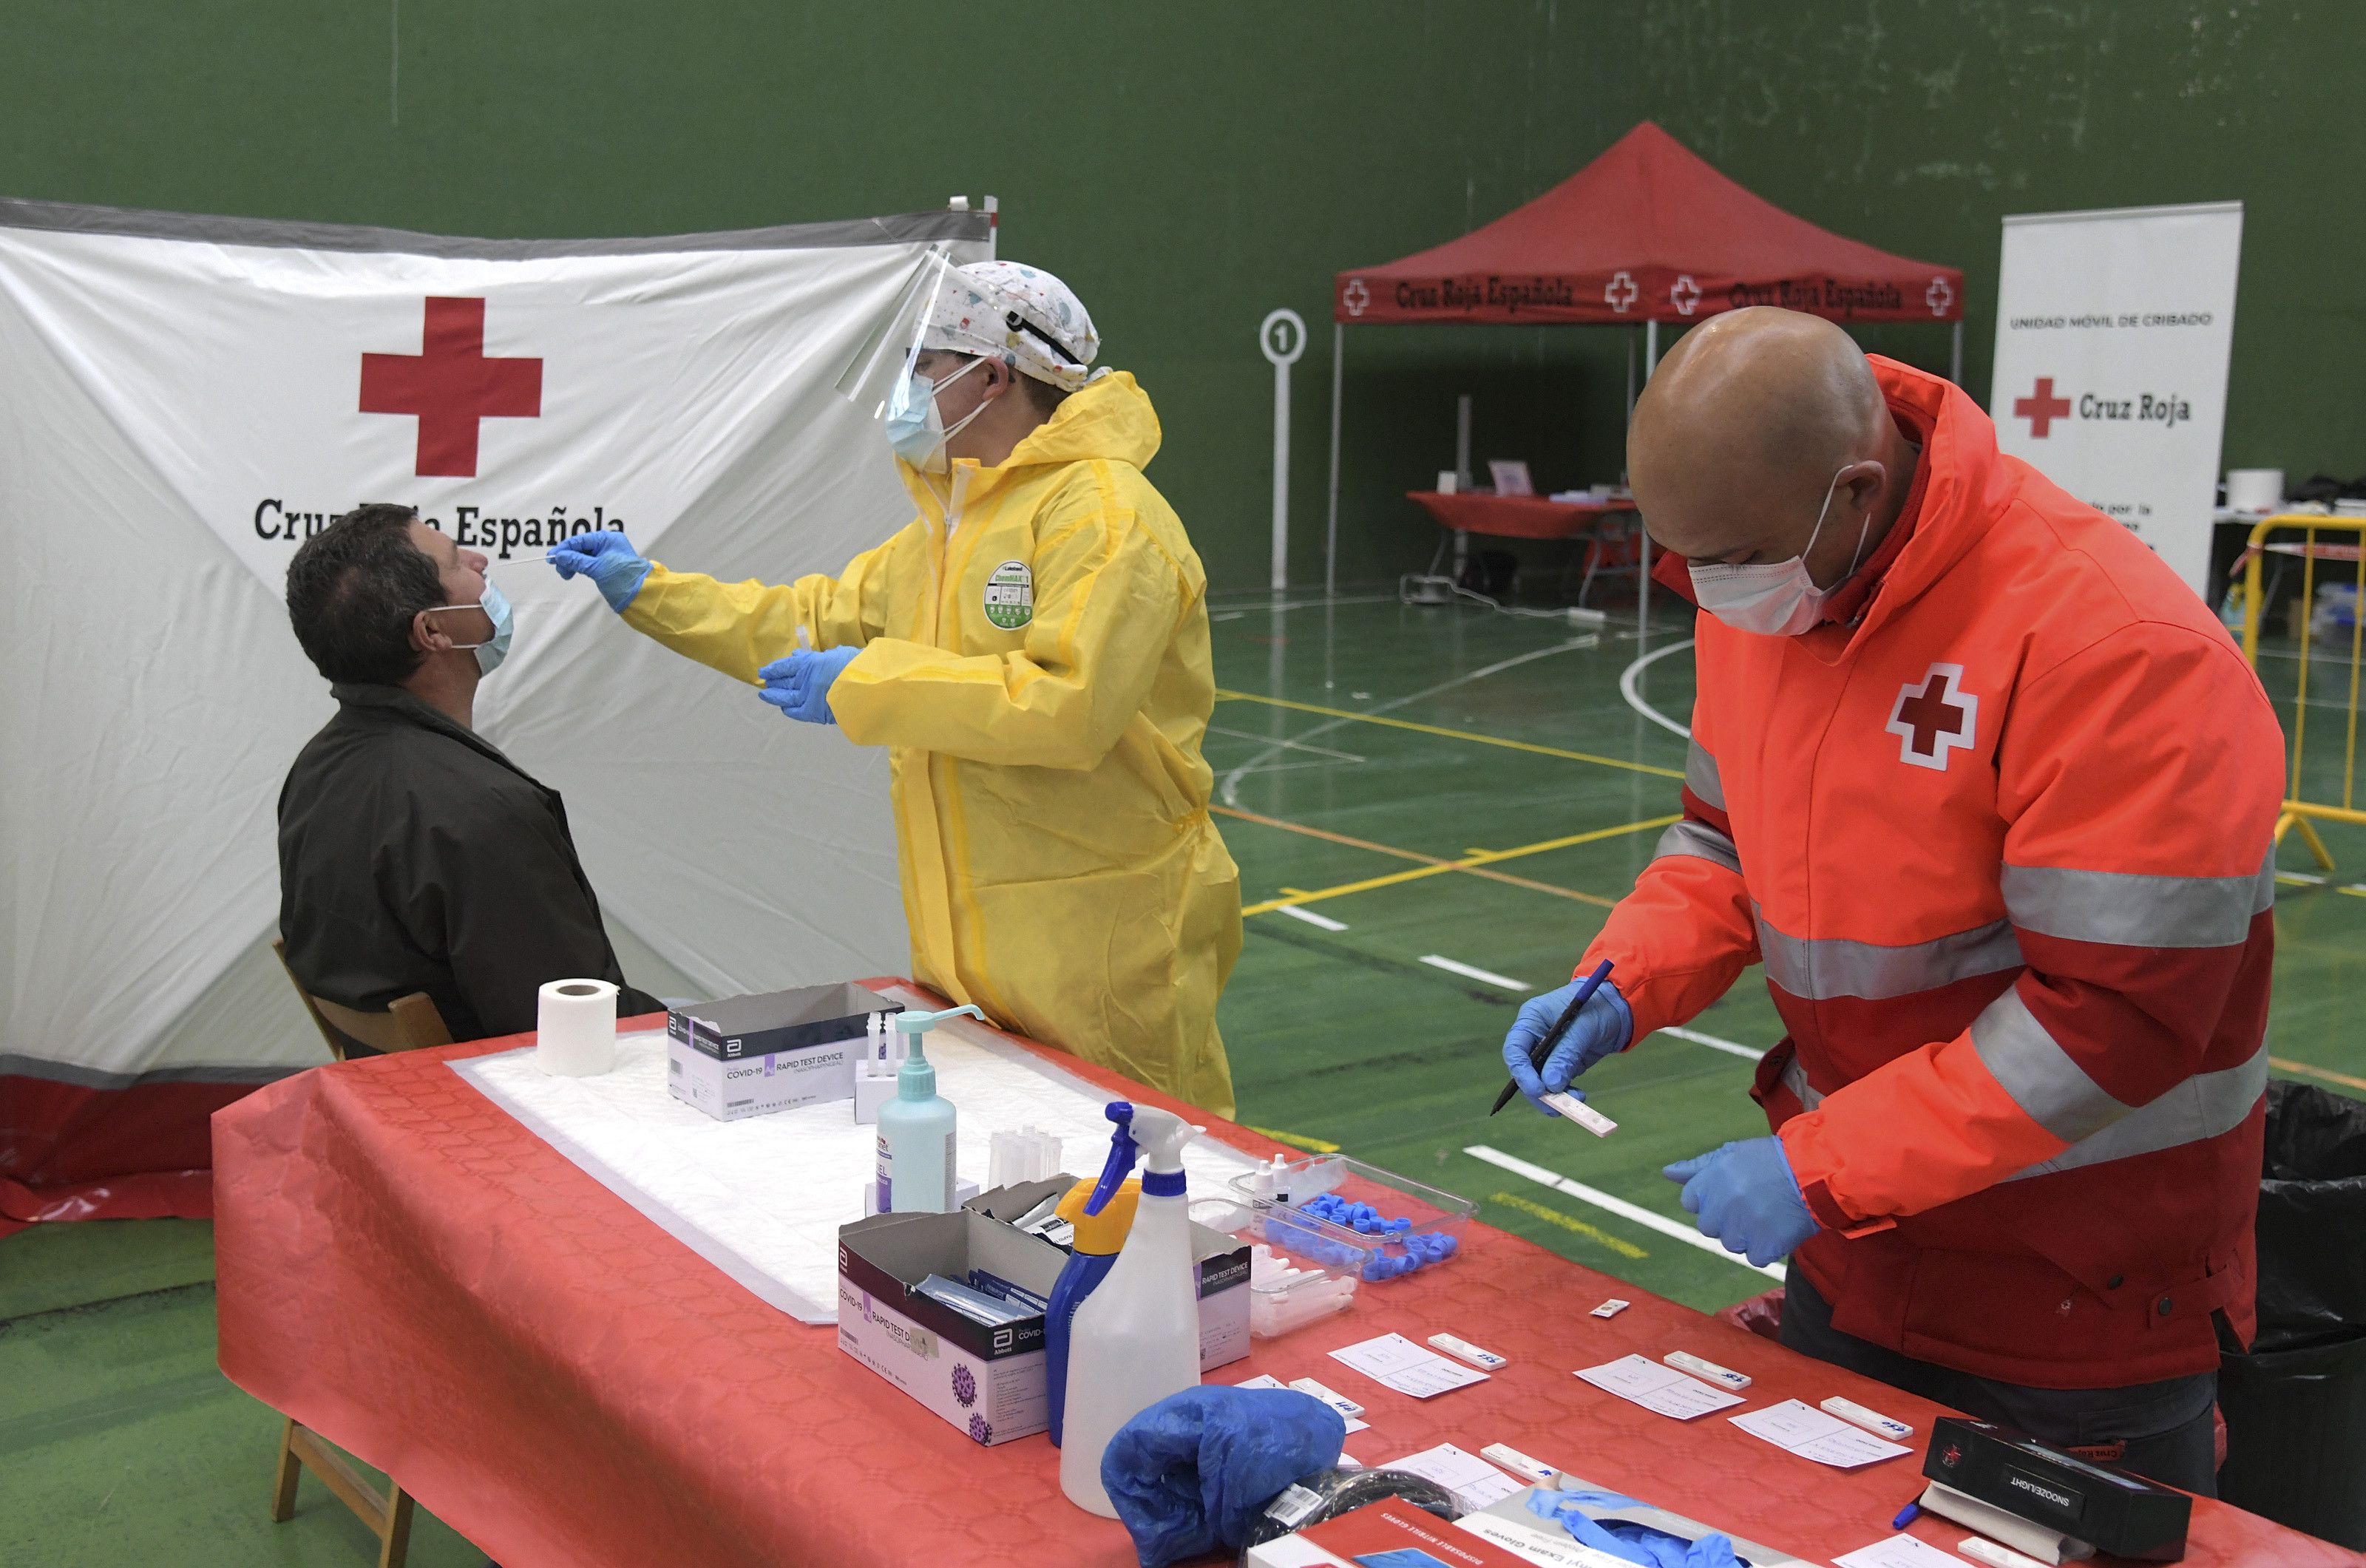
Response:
1244,1126,1342,1153
1214,690,1686,779
1212,804,1620,906
2271,1056,2366,1093
1239,815,1678,918
1488,1190,1650,1260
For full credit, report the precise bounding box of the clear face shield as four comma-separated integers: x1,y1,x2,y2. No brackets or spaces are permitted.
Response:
833,242,961,421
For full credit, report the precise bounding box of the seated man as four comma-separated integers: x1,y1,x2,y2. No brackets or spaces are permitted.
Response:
279,503,660,1052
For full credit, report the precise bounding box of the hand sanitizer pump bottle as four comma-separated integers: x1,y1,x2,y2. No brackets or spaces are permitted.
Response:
874,1005,980,1214
1059,1102,1200,1516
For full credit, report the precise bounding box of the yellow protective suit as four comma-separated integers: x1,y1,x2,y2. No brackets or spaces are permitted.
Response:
621,373,1241,1116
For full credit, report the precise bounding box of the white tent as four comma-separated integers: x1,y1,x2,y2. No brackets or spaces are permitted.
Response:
0,197,989,1209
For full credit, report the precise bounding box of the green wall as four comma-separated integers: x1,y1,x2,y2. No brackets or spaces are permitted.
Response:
3,1,2355,594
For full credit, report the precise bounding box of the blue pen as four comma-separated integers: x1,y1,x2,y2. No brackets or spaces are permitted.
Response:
1489,957,1616,1116
1892,1500,1921,1530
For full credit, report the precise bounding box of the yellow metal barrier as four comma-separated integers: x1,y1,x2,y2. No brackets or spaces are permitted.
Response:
2240,514,2366,869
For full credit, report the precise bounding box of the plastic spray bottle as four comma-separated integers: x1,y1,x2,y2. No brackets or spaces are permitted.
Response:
1059,1102,1200,1516
874,1005,980,1213
1043,1129,1144,1445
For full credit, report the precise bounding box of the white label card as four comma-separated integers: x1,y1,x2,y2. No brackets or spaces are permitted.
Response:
1573,1354,1744,1421
1732,1399,1912,1469
1330,1332,1491,1399
1834,1534,1973,1568
1382,1443,1525,1511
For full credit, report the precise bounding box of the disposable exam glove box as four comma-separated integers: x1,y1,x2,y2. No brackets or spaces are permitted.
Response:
665,982,897,1122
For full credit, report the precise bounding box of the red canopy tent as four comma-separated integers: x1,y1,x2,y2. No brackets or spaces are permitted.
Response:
1320,121,1965,603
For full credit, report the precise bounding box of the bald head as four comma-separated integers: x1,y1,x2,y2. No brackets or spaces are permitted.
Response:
1630,308,1911,586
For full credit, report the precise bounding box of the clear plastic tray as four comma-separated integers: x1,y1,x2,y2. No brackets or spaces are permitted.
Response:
1224,1154,1477,1282
1188,1195,1360,1337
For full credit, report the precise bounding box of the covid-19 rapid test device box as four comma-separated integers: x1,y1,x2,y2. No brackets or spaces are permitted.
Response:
665,982,899,1122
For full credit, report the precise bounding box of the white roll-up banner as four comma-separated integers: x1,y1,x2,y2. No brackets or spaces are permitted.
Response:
1988,200,2243,601
0,197,989,1215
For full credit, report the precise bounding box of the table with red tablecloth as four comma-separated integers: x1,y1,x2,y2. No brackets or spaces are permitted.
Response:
1409,491,1638,542
211,988,2349,1568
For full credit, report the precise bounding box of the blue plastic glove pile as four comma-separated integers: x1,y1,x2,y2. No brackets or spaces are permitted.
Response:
1525,1490,1741,1568
1500,976,1633,1116
546,530,652,613
757,645,861,724
1102,1386,1346,1568
1661,1136,1818,1268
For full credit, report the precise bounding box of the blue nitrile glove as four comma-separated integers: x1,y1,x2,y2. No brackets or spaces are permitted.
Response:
547,529,652,612
1102,1387,1346,1568
756,645,861,725
1663,1136,1818,1268
1526,1491,1740,1568
1502,976,1632,1116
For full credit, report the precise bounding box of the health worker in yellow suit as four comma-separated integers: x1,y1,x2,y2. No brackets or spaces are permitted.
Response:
549,262,1241,1116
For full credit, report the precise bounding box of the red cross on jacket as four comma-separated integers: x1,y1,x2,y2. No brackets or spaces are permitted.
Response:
1588,359,2283,1389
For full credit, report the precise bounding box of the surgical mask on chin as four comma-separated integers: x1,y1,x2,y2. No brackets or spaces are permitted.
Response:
884,356,991,473
427,580,514,675
1687,467,1869,637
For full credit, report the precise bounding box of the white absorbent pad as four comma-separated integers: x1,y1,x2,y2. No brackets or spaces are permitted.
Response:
450,985,1259,1323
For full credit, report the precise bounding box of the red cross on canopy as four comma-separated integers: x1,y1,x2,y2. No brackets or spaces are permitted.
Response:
2013,376,2072,439
360,297,543,477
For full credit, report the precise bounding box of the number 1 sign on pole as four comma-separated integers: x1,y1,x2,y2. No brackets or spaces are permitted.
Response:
1261,308,1306,592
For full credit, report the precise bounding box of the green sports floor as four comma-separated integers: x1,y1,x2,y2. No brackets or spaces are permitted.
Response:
7,596,2364,1565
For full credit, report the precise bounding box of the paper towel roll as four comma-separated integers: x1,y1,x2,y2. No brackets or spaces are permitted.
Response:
2226,469,2283,513
536,978,619,1076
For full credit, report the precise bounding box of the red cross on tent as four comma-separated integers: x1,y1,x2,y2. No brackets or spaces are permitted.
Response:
2013,376,2072,439
360,296,543,477
1886,662,1979,771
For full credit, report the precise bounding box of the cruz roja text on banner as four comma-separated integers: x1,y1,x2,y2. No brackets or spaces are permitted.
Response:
1988,201,2243,600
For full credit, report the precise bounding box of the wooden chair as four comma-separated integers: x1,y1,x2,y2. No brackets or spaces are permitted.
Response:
271,938,453,1059
265,938,454,1566
270,1418,416,1568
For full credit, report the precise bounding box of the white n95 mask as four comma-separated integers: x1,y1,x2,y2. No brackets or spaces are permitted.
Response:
1687,466,1868,637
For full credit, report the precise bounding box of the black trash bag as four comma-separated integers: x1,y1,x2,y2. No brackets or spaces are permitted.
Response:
2217,1080,2366,1549
2254,1080,2366,1353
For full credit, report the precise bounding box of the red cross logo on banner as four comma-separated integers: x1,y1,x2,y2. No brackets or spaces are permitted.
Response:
360,297,543,477
1604,271,1638,313
1925,276,1954,316
1341,279,1370,317
1886,662,1979,771
1670,274,1701,316
2013,377,2072,439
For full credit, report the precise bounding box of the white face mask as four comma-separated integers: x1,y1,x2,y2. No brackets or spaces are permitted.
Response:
1687,466,1869,637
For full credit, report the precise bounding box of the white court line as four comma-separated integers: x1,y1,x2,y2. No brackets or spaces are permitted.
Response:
1465,1144,1786,1282
1276,904,1349,931
1218,635,1596,807
1657,1025,1766,1061
1421,955,1529,991
1617,637,1695,739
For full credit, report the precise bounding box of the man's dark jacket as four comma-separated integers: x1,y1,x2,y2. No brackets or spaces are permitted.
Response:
278,683,662,1045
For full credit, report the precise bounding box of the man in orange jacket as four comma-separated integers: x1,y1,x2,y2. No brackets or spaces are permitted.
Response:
1503,309,2282,1491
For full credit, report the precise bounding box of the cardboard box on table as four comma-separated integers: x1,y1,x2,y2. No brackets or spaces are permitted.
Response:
665,982,898,1122
836,1179,1250,1446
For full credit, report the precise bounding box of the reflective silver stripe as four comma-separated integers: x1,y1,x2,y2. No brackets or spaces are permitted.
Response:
2004,1045,2267,1181
1780,1055,1825,1110
1969,987,2133,1143
1756,911,2024,1002
1655,818,1740,875
1684,740,1725,811
2000,849,2277,949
